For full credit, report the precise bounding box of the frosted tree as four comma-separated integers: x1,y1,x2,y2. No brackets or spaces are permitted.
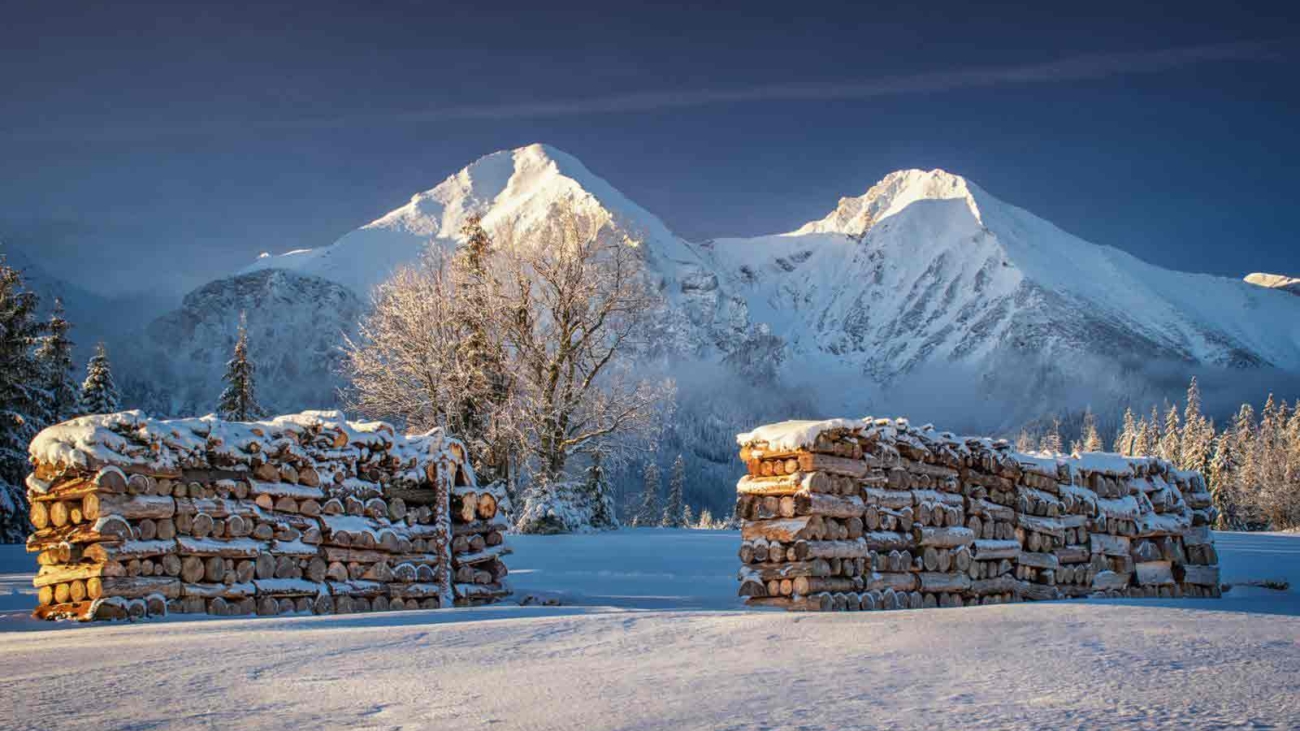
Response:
582,453,618,531
1158,404,1181,465
0,259,50,541
344,201,674,534
682,503,695,528
490,204,674,483
661,454,686,527
1014,428,1036,453
450,215,512,484
1137,406,1162,457
80,342,120,415
342,252,480,436
1039,416,1062,454
1080,409,1103,452
1207,430,1238,529
1114,407,1138,456
35,299,80,423
1179,377,1214,473
216,314,265,421
632,461,660,527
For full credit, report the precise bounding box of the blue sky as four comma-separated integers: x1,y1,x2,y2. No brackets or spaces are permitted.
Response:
1,1,1296,294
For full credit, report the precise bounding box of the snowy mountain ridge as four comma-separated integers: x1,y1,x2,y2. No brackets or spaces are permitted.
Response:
141,144,1300,427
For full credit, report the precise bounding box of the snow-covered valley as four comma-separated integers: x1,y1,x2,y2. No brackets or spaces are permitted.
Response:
2,529,1297,730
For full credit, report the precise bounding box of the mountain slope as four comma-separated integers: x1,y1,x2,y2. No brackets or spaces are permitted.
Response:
129,269,363,414
139,152,1300,434
705,169,1300,394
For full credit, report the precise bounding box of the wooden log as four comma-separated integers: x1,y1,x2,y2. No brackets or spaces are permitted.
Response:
918,572,971,593
1019,552,1060,570
1181,564,1220,586
741,516,822,543
1091,570,1131,591
1134,560,1174,586
30,501,49,529
96,494,176,520
913,526,975,548
99,576,181,599
866,572,919,593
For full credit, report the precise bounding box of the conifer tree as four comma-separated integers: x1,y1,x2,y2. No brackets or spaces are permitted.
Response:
1179,377,1214,473
662,454,686,527
1159,404,1182,465
34,299,80,423
682,503,695,528
216,315,265,421
580,453,618,530
1138,405,1162,456
1114,407,1138,456
632,461,660,527
450,214,511,485
0,259,50,541
1039,417,1062,454
1207,430,1237,529
1081,409,1103,452
1015,429,1036,454
80,342,120,415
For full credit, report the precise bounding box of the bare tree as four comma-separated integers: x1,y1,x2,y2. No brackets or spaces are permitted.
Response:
341,252,475,435
489,203,674,484
342,201,673,531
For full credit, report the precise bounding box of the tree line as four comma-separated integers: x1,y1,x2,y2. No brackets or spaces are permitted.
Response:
0,257,269,541
1015,377,1300,532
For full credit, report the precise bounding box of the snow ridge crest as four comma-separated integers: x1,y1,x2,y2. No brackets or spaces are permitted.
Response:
791,168,984,238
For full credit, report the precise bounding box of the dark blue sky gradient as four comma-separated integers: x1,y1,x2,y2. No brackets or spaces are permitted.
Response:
1,1,1296,293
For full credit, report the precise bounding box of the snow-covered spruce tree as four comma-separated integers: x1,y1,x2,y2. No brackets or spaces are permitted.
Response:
216,315,266,421
0,259,51,542
1014,428,1036,454
1114,407,1138,456
1208,430,1238,529
80,342,120,415
632,461,660,527
661,454,686,527
583,453,618,530
682,503,694,528
1159,403,1182,466
1039,416,1062,454
34,298,80,423
1080,408,1103,452
450,215,512,486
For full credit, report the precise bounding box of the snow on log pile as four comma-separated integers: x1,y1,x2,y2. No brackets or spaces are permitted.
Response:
24,410,511,621
735,418,1220,612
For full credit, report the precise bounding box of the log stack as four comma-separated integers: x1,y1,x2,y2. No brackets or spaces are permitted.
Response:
450,481,512,606
735,418,1221,611
26,410,508,621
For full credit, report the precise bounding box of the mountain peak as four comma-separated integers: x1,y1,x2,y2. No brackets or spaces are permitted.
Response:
791,167,984,238
1245,272,1300,295
242,143,701,296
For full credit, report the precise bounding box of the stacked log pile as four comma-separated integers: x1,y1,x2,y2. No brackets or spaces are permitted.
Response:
26,410,509,621
450,482,512,606
735,418,1221,612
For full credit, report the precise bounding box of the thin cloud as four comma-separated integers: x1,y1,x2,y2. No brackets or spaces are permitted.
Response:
12,40,1283,142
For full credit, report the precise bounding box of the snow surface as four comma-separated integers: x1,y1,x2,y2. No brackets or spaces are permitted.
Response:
1,529,1298,730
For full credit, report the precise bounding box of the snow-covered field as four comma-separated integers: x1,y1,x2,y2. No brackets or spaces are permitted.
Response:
1,530,1298,730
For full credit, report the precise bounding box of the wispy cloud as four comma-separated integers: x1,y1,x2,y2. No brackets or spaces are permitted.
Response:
12,40,1284,142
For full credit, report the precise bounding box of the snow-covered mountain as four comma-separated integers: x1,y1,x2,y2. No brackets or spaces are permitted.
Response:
128,269,363,415
138,144,1300,427
1245,272,1300,296
706,169,1300,389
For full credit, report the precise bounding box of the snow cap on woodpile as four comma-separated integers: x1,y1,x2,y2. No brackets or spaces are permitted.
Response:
28,410,466,488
